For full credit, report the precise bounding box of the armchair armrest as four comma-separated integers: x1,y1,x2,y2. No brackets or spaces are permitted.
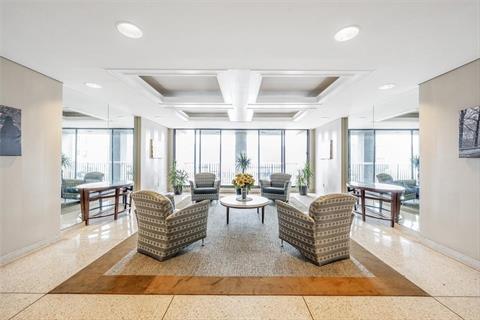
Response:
259,179,270,188
213,180,220,190
166,200,209,224
189,180,195,189
277,200,314,224
283,181,291,190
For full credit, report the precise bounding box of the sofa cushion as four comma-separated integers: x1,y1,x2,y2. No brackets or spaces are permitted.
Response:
194,187,217,194
263,187,285,195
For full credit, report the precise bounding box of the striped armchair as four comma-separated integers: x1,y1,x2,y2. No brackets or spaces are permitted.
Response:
190,172,220,202
260,173,292,202
131,191,209,261
277,193,357,266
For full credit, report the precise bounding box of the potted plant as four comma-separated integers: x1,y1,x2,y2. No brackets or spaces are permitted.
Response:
234,153,251,194
168,161,189,195
232,173,255,200
296,162,313,196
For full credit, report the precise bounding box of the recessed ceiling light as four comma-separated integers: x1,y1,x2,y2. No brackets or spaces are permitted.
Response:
85,82,102,89
378,83,396,90
334,25,360,42
116,21,143,39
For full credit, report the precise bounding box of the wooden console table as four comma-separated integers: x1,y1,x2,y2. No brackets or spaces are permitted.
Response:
347,181,405,228
77,181,134,225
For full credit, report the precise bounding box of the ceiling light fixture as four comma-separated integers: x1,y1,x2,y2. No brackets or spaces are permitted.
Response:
85,82,102,89
334,25,360,42
116,21,143,39
378,83,396,90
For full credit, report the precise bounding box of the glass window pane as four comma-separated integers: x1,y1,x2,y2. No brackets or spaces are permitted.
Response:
112,129,133,182
285,130,308,186
175,130,195,181
259,130,282,180
221,130,259,185
199,130,220,178
76,129,111,182
349,130,374,183
375,130,412,181
412,130,419,181
61,129,76,179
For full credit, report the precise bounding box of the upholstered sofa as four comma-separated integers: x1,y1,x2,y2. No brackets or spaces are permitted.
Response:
61,171,105,201
131,191,209,261
277,193,357,266
260,173,292,202
189,172,220,202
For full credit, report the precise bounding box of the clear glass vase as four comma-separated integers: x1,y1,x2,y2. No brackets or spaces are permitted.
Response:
241,187,247,200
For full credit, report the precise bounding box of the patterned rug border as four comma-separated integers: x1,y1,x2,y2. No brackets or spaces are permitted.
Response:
51,234,428,296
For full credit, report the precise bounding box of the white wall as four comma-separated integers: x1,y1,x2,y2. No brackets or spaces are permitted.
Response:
315,118,347,195
419,59,480,264
137,117,168,192
0,58,62,264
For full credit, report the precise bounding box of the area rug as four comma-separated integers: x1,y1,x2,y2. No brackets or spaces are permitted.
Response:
51,203,428,296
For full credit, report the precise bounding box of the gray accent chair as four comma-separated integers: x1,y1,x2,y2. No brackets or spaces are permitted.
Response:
61,171,105,201
131,191,209,261
189,172,220,202
277,193,357,266
376,173,417,210
260,173,292,202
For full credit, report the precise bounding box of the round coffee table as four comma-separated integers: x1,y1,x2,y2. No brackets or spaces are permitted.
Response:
220,195,271,224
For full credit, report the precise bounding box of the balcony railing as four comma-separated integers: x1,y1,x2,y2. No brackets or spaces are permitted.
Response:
349,162,418,183
62,161,133,182
179,162,302,186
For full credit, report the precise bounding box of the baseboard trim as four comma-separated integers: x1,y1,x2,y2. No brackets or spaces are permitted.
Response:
0,235,60,267
396,223,480,271
419,236,480,271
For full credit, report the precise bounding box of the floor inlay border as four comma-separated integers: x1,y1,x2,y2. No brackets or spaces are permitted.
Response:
51,235,428,296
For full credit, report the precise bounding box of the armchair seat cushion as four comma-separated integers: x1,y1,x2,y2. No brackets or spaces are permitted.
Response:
193,187,217,194
263,187,285,195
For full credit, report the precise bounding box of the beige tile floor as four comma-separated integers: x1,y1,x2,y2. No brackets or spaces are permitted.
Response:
1,201,479,320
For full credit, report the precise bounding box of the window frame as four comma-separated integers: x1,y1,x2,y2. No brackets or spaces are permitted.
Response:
174,128,310,187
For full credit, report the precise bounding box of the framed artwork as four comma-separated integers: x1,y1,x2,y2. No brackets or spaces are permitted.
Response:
0,105,22,156
459,106,480,158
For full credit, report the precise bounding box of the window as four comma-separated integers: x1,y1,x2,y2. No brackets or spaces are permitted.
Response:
259,130,282,180
348,129,419,183
199,130,221,178
61,129,76,179
285,130,308,186
174,129,308,186
61,128,134,183
174,129,195,179
220,130,259,185
76,129,112,182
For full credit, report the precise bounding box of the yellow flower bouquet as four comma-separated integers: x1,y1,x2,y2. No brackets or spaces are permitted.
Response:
232,173,255,190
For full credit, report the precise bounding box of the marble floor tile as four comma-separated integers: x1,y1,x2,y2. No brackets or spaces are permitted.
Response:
436,297,480,320
304,296,462,320
12,294,172,320
0,294,43,320
163,295,312,320
0,216,135,293
351,217,480,297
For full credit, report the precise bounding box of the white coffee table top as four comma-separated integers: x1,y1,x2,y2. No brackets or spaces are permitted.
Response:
220,195,270,209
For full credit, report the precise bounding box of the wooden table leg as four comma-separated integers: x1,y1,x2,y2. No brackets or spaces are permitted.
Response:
360,189,366,222
390,192,397,228
114,187,120,220
226,207,230,224
262,206,265,224
83,189,90,226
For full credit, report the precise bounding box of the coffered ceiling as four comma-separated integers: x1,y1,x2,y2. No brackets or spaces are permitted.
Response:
1,0,479,128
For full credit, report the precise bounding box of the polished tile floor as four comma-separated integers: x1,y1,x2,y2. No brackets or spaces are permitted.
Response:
1,201,479,320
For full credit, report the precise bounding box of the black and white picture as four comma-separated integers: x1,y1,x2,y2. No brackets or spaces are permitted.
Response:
0,105,22,156
459,106,480,158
